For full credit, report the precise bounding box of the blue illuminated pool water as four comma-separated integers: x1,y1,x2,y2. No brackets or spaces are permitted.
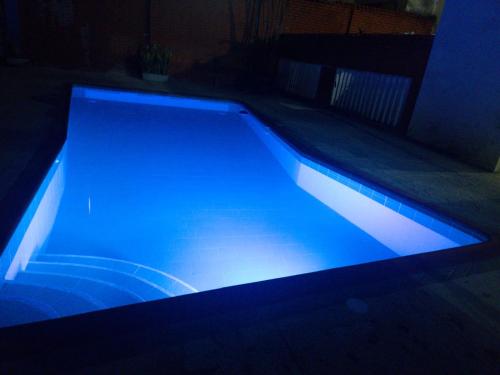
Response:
0,86,483,328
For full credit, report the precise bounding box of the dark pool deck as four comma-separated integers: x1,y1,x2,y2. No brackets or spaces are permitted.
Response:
0,65,499,373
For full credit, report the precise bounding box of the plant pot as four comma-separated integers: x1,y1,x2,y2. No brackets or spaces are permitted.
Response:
142,72,169,83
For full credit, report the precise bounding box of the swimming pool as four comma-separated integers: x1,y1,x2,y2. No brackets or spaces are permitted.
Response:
0,86,484,328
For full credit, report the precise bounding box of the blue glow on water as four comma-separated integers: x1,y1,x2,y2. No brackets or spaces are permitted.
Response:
0,86,482,328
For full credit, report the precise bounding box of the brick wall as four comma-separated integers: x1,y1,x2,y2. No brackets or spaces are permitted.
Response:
350,5,434,34
84,0,145,67
283,0,351,34
150,0,246,74
151,0,434,73
283,0,434,35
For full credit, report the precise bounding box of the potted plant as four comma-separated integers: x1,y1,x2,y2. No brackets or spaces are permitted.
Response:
140,43,172,83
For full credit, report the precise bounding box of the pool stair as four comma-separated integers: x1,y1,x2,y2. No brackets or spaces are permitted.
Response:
0,282,103,327
0,254,197,328
33,254,197,297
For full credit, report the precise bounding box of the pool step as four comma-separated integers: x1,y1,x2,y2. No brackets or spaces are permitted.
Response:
35,254,197,297
26,260,168,302
0,254,198,328
19,266,144,308
0,282,101,328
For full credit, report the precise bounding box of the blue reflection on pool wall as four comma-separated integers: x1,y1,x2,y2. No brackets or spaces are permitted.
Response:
0,86,483,328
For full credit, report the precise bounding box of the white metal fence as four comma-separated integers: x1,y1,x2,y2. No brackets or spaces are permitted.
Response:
331,68,412,128
276,58,322,99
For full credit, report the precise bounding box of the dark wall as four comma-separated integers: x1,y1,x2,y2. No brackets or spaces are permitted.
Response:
278,33,433,77
277,33,434,133
0,0,5,56
14,0,434,72
3,0,20,55
17,0,146,68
